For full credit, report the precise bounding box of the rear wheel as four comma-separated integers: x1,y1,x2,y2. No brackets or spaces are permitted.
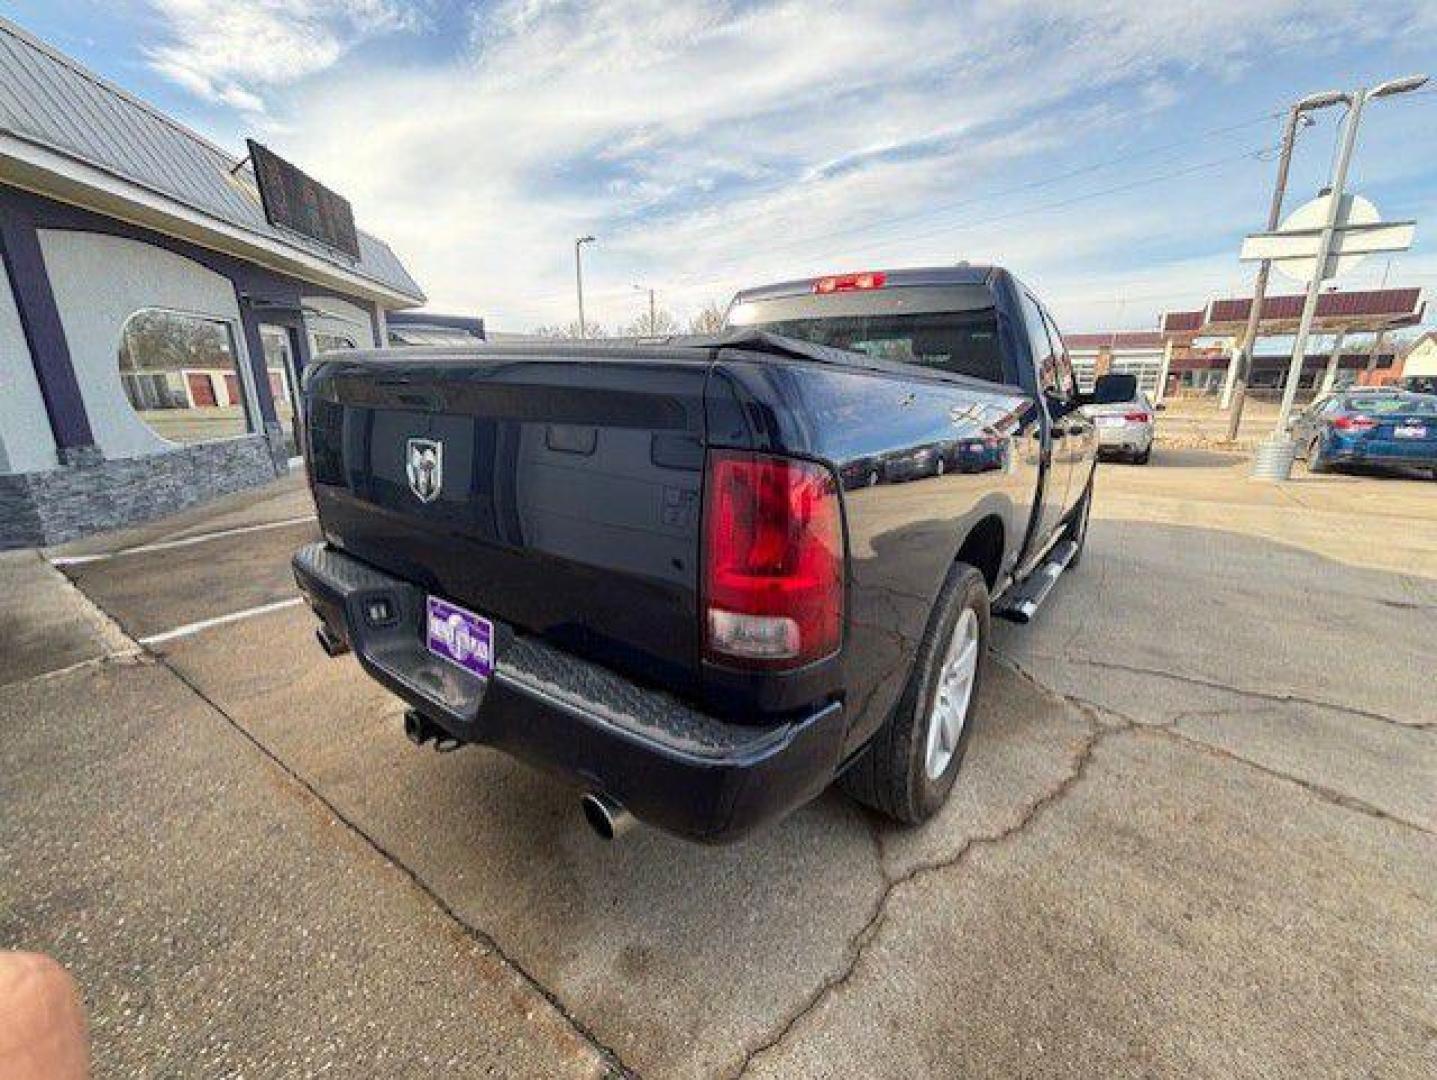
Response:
1306,437,1329,474
1134,446,1151,465
840,563,989,824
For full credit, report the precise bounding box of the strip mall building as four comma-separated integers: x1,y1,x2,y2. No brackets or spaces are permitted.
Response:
1069,288,1423,402
0,18,424,548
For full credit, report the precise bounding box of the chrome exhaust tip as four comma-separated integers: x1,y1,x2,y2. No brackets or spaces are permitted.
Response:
580,791,635,841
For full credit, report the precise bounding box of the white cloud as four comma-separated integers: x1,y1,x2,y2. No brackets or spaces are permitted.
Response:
197,0,1428,331
143,0,421,113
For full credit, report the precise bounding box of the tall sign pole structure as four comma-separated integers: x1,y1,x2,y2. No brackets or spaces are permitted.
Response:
1225,103,1320,443
1239,74,1426,480
1273,91,1366,435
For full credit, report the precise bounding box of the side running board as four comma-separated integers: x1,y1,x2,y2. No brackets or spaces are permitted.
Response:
994,539,1079,624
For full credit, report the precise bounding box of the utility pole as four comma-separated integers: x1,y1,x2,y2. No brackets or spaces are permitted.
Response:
633,284,657,332
1225,99,1331,443
1319,329,1347,395
575,235,596,336
1365,329,1388,380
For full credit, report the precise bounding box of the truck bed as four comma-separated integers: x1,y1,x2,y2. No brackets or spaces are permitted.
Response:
303,335,1035,733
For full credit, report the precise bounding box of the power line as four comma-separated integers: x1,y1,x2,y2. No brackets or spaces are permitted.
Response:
656,143,1275,296
510,101,1314,318
510,141,1275,317
607,110,1283,281
518,105,1293,311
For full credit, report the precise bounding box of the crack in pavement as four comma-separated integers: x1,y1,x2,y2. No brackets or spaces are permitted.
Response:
735,646,1434,1076
155,654,638,1079
1004,650,1435,836
1155,724,1435,837
18,580,639,1073
997,652,1146,730
1024,651,1434,733
731,697,1120,1079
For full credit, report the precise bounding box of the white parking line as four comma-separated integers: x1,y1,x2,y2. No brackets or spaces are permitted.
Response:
138,597,306,647
51,515,317,566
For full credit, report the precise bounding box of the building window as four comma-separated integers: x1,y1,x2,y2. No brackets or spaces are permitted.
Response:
118,309,250,445
261,325,300,456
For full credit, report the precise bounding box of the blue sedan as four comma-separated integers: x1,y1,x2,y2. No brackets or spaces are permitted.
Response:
1292,391,1437,477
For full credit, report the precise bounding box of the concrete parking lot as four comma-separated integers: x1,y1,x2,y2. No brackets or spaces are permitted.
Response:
3,452,1434,1078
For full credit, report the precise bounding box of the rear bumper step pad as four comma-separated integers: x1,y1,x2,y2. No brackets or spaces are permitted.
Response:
291,542,845,842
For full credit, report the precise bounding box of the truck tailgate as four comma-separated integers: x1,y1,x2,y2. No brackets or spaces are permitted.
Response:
304,351,711,693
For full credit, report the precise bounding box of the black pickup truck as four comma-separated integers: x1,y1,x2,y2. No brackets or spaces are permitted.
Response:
292,265,1132,842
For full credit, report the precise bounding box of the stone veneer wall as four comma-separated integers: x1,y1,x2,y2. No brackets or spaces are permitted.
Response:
0,429,288,550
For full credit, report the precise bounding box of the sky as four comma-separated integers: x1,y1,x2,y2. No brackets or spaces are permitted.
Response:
9,0,1437,337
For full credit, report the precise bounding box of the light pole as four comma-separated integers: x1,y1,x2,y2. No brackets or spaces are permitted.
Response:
575,235,596,336
1225,93,1342,443
1264,74,1427,474
633,284,656,332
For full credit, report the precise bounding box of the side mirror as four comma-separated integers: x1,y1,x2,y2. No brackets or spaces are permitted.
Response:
1089,372,1137,405
1154,401,1166,412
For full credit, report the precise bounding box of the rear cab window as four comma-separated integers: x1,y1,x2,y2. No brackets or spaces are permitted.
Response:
726,284,1008,386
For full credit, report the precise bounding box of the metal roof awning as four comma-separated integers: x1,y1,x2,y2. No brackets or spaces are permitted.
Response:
1162,288,1424,340
0,17,425,307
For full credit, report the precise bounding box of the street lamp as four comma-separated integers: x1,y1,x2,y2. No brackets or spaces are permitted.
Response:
1259,73,1428,479
1372,74,1429,99
575,235,596,336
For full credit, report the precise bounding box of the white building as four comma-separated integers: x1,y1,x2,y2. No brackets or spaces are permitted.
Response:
0,18,424,547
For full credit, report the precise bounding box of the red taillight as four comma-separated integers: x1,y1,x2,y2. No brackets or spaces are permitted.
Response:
1123,411,1151,423
702,451,843,669
813,271,886,294
1333,415,1376,432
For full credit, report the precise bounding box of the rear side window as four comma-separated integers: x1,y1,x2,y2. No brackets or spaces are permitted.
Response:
1021,293,1062,399
730,285,1006,385
1042,309,1078,400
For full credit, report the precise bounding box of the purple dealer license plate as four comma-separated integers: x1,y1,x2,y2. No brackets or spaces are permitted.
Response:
425,596,494,678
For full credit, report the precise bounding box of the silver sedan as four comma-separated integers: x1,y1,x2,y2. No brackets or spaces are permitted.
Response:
1083,391,1156,464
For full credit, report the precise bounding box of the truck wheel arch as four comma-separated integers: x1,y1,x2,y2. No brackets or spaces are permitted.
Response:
955,515,1005,591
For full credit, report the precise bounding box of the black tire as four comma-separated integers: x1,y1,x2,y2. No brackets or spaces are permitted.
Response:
839,563,990,825
1307,438,1329,474
1063,473,1093,570
1134,446,1151,465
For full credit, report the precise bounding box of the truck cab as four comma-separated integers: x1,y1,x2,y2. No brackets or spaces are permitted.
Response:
725,265,1098,581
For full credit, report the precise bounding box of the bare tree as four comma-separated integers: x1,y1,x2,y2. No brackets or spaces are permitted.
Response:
687,301,727,335
624,307,679,337
533,320,609,339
